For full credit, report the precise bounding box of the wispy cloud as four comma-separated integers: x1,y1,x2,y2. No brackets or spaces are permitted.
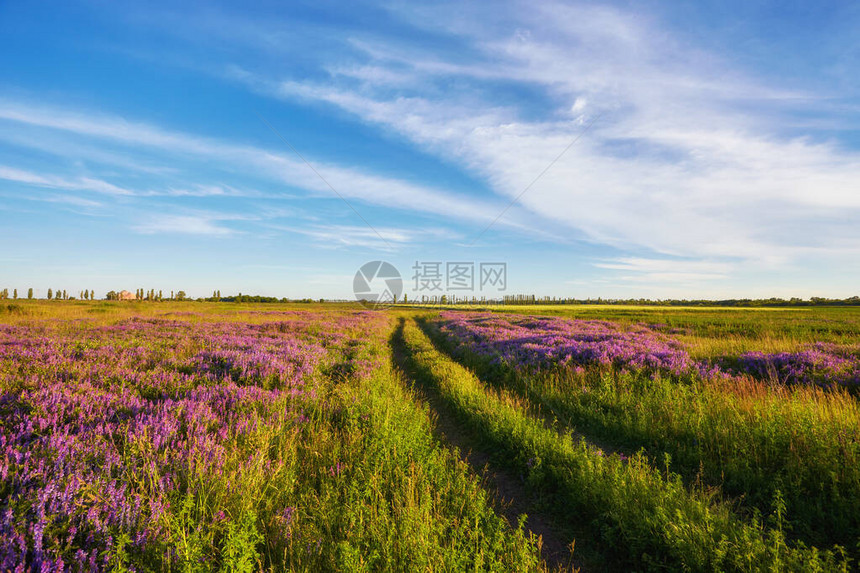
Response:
0,165,135,196
0,99,528,236
133,214,240,236
233,1,860,268
594,257,732,284
278,224,462,251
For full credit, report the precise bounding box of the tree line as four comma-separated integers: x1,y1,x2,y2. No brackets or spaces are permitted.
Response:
470,295,860,307
101,290,323,303
105,289,187,301
0,288,94,300
2,288,858,307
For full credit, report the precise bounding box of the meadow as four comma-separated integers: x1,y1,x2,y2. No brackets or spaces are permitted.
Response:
1,300,858,571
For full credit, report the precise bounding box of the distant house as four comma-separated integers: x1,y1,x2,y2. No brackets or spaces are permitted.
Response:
118,290,136,301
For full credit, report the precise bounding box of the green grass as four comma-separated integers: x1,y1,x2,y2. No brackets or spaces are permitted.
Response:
4,301,859,570
398,317,849,572
267,329,544,571
0,305,544,571
421,310,860,550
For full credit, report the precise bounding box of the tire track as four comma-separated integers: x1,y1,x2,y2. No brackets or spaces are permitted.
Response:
390,317,606,572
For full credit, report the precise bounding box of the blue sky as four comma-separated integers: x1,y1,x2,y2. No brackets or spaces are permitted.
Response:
1,0,858,300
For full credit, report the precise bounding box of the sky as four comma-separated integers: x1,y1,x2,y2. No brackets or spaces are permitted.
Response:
1,0,858,300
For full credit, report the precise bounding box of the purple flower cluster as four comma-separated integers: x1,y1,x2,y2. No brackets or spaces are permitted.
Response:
0,311,388,570
436,312,695,375
435,312,860,388
737,344,860,387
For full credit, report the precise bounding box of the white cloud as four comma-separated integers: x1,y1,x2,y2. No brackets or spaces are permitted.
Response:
133,214,237,236
276,224,463,251
0,165,135,196
239,1,860,269
148,184,258,198
594,257,732,284
293,225,411,250
0,99,531,237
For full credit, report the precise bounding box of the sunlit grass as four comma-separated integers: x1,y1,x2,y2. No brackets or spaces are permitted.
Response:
398,317,847,572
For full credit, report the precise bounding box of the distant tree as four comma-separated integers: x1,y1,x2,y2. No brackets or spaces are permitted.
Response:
13,289,17,300
403,293,408,304
176,290,187,301
62,290,67,300
158,290,163,301
47,288,53,300
27,288,33,300
0,289,7,299
170,290,174,300
106,290,117,301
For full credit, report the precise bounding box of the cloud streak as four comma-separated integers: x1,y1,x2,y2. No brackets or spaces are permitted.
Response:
0,99,531,241
237,1,860,268
0,165,135,196
133,214,239,236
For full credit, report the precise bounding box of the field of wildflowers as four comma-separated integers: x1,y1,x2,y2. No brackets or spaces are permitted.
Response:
0,305,542,571
1,300,858,571
427,310,860,557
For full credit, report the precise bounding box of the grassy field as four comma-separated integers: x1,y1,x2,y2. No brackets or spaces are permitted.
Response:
408,303,860,357
1,301,858,571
